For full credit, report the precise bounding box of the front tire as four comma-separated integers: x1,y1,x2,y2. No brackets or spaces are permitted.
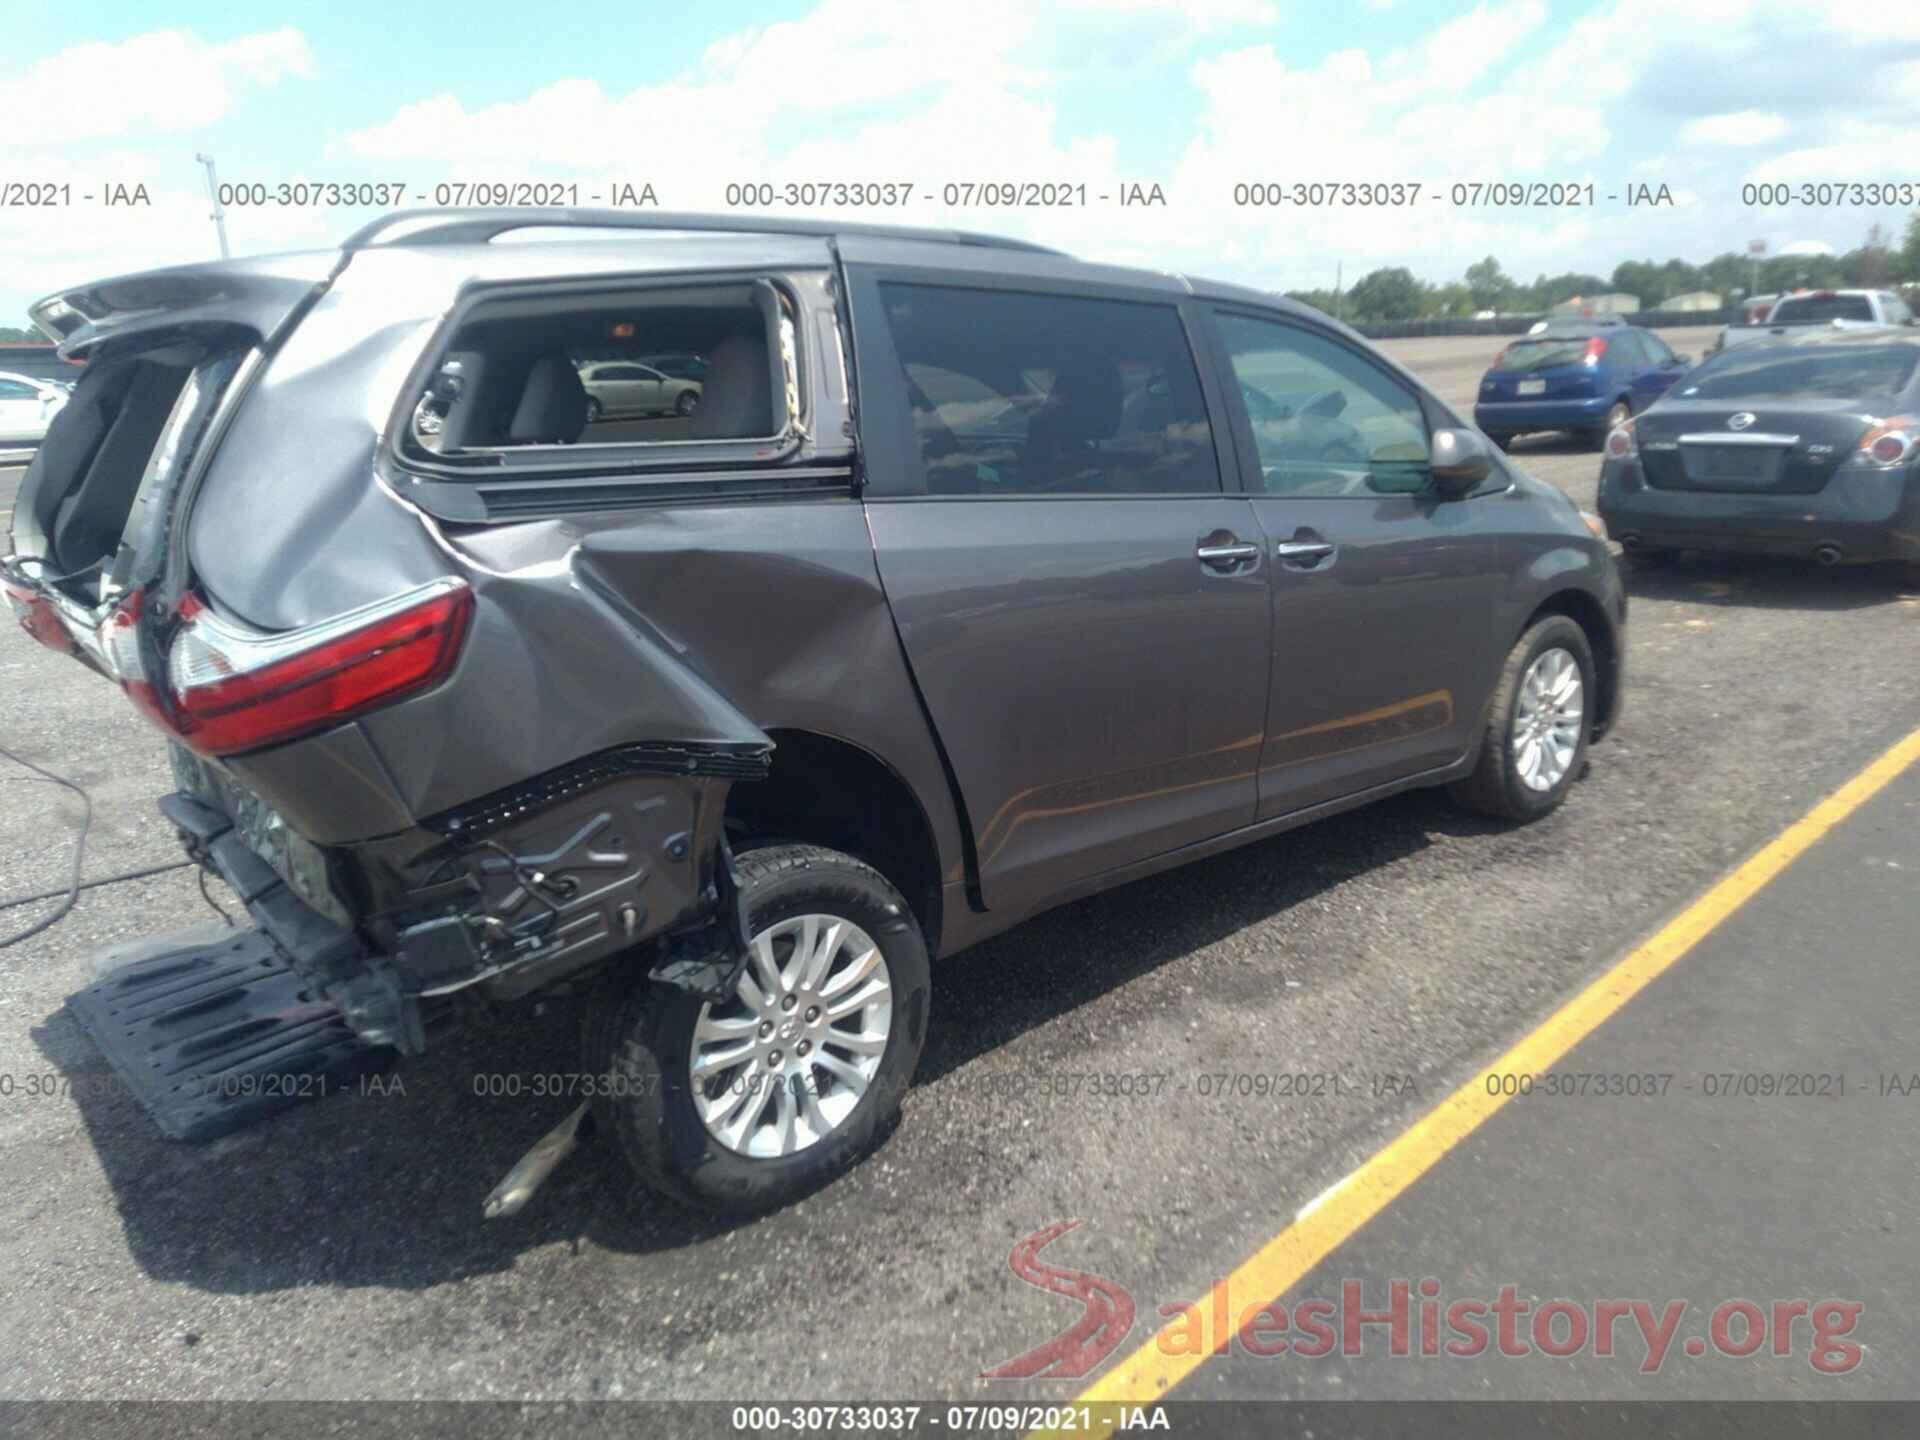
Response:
586,843,930,1213
675,389,699,416
1449,615,1595,822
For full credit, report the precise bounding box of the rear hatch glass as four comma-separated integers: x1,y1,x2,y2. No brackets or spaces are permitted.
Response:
1484,337,1599,400
1769,294,1875,325
1493,338,1590,372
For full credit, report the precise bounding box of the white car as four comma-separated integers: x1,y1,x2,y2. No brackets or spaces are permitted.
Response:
0,371,69,445
577,361,702,421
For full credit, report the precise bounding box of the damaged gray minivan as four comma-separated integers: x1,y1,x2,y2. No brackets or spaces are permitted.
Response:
3,210,1624,1212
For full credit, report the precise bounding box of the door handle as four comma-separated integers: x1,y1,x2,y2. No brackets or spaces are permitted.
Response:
1197,541,1261,572
1275,539,1337,567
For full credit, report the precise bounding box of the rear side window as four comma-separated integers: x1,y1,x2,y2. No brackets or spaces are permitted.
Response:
876,283,1219,496
1607,331,1647,365
410,280,794,467
1215,311,1430,496
1771,293,1875,324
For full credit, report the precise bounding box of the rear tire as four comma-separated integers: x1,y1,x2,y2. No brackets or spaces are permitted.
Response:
585,843,930,1213
1591,400,1631,449
1449,615,1596,822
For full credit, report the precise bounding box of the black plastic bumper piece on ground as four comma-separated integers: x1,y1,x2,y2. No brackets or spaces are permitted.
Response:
66,927,394,1141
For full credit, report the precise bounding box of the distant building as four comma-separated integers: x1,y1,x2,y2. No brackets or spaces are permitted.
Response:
1550,293,1642,317
1661,291,1723,312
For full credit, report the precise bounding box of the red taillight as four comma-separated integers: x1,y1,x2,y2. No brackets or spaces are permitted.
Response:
1852,415,1918,470
163,579,473,757
1583,336,1608,365
3,577,78,655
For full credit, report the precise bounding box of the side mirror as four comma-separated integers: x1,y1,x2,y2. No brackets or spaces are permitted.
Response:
1429,427,1494,497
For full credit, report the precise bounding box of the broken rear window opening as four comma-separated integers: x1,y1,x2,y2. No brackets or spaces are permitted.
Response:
9,333,252,610
401,278,803,476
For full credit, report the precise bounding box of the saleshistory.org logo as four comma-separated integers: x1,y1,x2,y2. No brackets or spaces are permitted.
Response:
982,1222,1864,1379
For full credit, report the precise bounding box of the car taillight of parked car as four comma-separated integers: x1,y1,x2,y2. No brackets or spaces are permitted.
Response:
144,578,474,757
2,577,78,655
1604,418,1637,460
1849,415,1919,470
1583,337,1608,366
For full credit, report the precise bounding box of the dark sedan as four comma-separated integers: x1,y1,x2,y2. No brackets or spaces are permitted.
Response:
1597,327,1920,579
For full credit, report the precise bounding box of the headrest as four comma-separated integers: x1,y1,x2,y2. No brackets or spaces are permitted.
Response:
1034,353,1124,442
508,354,589,444
689,334,774,440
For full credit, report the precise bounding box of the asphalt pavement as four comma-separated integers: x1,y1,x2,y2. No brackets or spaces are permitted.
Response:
1180,748,1920,1401
3,329,1919,1408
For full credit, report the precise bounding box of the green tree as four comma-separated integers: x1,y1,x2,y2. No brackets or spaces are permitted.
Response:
1345,266,1427,321
1464,255,1512,312
1610,260,1661,309
1533,272,1611,308
1900,212,1920,282
0,325,35,342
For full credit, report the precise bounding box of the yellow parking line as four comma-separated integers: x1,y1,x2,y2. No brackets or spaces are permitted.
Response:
1056,723,1920,1423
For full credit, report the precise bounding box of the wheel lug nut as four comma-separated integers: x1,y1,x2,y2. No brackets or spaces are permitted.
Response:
797,1040,812,1057
758,1021,774,1038
767,1050,782,1066
804,1006,820,1023
781,995,797,1012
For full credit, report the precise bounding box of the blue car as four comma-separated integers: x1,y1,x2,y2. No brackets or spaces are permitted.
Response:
1474,317,1692,450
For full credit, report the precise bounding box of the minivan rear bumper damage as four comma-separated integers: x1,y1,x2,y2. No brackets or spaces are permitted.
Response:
155,740,772,1058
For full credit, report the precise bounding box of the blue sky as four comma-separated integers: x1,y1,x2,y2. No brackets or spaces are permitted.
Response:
2,1,1915,325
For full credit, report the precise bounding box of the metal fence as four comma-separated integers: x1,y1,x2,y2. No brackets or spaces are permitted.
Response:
1348,309,1737,340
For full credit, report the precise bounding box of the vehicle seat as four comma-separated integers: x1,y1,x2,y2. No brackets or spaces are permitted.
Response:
1025,353,1123,490
689,334,772,440
507,354,589,444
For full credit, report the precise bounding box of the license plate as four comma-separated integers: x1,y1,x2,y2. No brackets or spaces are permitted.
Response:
1694,448,1770,484
1516,379,1546,396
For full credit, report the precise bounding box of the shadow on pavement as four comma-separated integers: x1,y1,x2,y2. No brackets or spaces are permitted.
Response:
33,786,1451,1294
1622,551,1917,612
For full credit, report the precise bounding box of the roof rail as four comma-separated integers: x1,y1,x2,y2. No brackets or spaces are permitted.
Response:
339,207,1065,255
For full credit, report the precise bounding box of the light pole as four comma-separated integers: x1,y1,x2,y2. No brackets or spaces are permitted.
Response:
195,153,230,259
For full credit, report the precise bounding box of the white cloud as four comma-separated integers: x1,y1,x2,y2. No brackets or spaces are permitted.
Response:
1682,111,1788,146
1061,0,1279,27
0,27,311,146
6,0,1916,325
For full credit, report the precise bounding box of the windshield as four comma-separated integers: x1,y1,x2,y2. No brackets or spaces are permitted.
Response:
1494,338,1589,371
1671,343,1919,402
1769,294,1875,325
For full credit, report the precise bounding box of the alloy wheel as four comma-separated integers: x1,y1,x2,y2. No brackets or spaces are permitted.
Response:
1511,646,1584,792
689,913,893,1158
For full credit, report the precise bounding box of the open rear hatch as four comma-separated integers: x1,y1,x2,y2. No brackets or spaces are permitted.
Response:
3,254,337,664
